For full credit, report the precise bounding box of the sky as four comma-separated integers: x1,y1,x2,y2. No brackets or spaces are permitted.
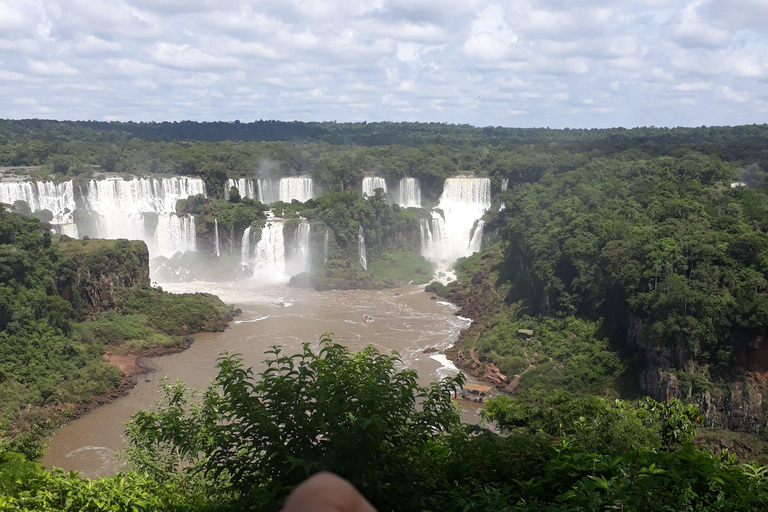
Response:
1,0,768,129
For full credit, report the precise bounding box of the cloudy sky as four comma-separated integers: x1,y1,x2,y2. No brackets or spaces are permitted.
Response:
1,0,768,128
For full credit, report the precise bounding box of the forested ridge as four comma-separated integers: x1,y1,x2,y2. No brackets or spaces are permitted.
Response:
0,210,232,445
4,120,768,509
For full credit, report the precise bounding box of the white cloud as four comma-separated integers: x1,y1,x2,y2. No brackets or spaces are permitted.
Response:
463,4,518,62
721,86,752,103
0,0,766,128
669,0,730,48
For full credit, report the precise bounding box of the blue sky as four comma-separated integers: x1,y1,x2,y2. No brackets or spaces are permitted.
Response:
2,0,768,128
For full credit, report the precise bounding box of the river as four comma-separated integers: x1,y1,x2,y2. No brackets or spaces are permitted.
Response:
43,281,484,478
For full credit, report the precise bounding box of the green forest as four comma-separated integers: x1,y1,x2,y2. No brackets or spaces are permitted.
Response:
4,118,768,509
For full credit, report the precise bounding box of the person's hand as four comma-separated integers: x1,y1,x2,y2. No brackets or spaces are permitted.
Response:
281,472,378,512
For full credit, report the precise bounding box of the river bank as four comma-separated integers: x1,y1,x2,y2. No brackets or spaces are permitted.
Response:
43,282,482,477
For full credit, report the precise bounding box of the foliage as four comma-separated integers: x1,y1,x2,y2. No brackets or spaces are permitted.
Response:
124,335,464,511
482,390,700,453
116,341,768,511
0,452,202,511
0,209,229,437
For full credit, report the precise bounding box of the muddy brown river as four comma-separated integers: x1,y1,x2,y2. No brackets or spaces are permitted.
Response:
43,282,484,478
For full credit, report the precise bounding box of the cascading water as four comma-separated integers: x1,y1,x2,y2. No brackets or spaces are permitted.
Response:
225,178,256,200
155,214,196,258
358,225,367,271
252,221,286,280
257,179,280,205
397,177,421,208
0,180,76,224
240,226,252,268
214,218,220,258
323,230,329,267
422,177,490,262
287,222,311,275
362,177,387,198
83,176,206,260
279,177,313,203
469,220,485,253
419,218,433,258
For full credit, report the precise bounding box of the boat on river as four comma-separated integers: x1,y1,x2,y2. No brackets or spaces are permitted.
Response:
362,314,374,323
457,383,493,403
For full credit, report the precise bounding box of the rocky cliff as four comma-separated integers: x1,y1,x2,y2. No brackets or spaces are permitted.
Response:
57,236,150,318
630,311,768,436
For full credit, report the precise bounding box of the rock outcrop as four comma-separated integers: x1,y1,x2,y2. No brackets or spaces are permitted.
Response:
58,237,150,317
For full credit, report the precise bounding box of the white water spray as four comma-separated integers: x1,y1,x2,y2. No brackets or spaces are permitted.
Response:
469,219,485,253
240,226,252,268
279,177,313,203
253,221,287,280
225,179,256,200
397,177,421,208
214,218,220,258
288,222,311,275
422,177,490,262
85,176,206,258
0,180,76,224
358,225,367,271
155,214,196,258
324,230,329,267
258,179,279,205
362,177,387,198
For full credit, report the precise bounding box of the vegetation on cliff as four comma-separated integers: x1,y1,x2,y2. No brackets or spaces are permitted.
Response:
433,150,768,445
0,210,231,440
3,339,768,511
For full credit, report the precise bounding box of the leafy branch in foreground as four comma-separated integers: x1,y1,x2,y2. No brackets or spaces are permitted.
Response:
123,334,464,511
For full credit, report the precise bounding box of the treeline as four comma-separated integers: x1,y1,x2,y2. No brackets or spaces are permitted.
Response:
3,120,768,199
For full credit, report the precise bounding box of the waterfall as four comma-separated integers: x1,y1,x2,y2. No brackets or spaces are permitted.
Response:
240,226,252,267
362,177,387,198
0,180,76,224
85,176,206,259
287,221,311,275
257,179,280,204
397,177,421,208
279,177,313,203
155,214,196,258
225,178,256,200
469,220,485,253
253,222,286,278
323,230,329,267
422,177,490,262
56,223,79,238
420,218,433,258
358,225,367,271
230,225,235,255
214,218,220,258
499,179,508,211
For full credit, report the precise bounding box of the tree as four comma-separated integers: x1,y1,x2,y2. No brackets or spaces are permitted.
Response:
124,335,464,511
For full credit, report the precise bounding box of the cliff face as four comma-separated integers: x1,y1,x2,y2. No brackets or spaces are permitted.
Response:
630,312,768,435
58,237,150,318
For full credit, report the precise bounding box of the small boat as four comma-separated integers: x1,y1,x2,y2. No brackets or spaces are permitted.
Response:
362,314,374,323
457,383,494,403
274,298,286,307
